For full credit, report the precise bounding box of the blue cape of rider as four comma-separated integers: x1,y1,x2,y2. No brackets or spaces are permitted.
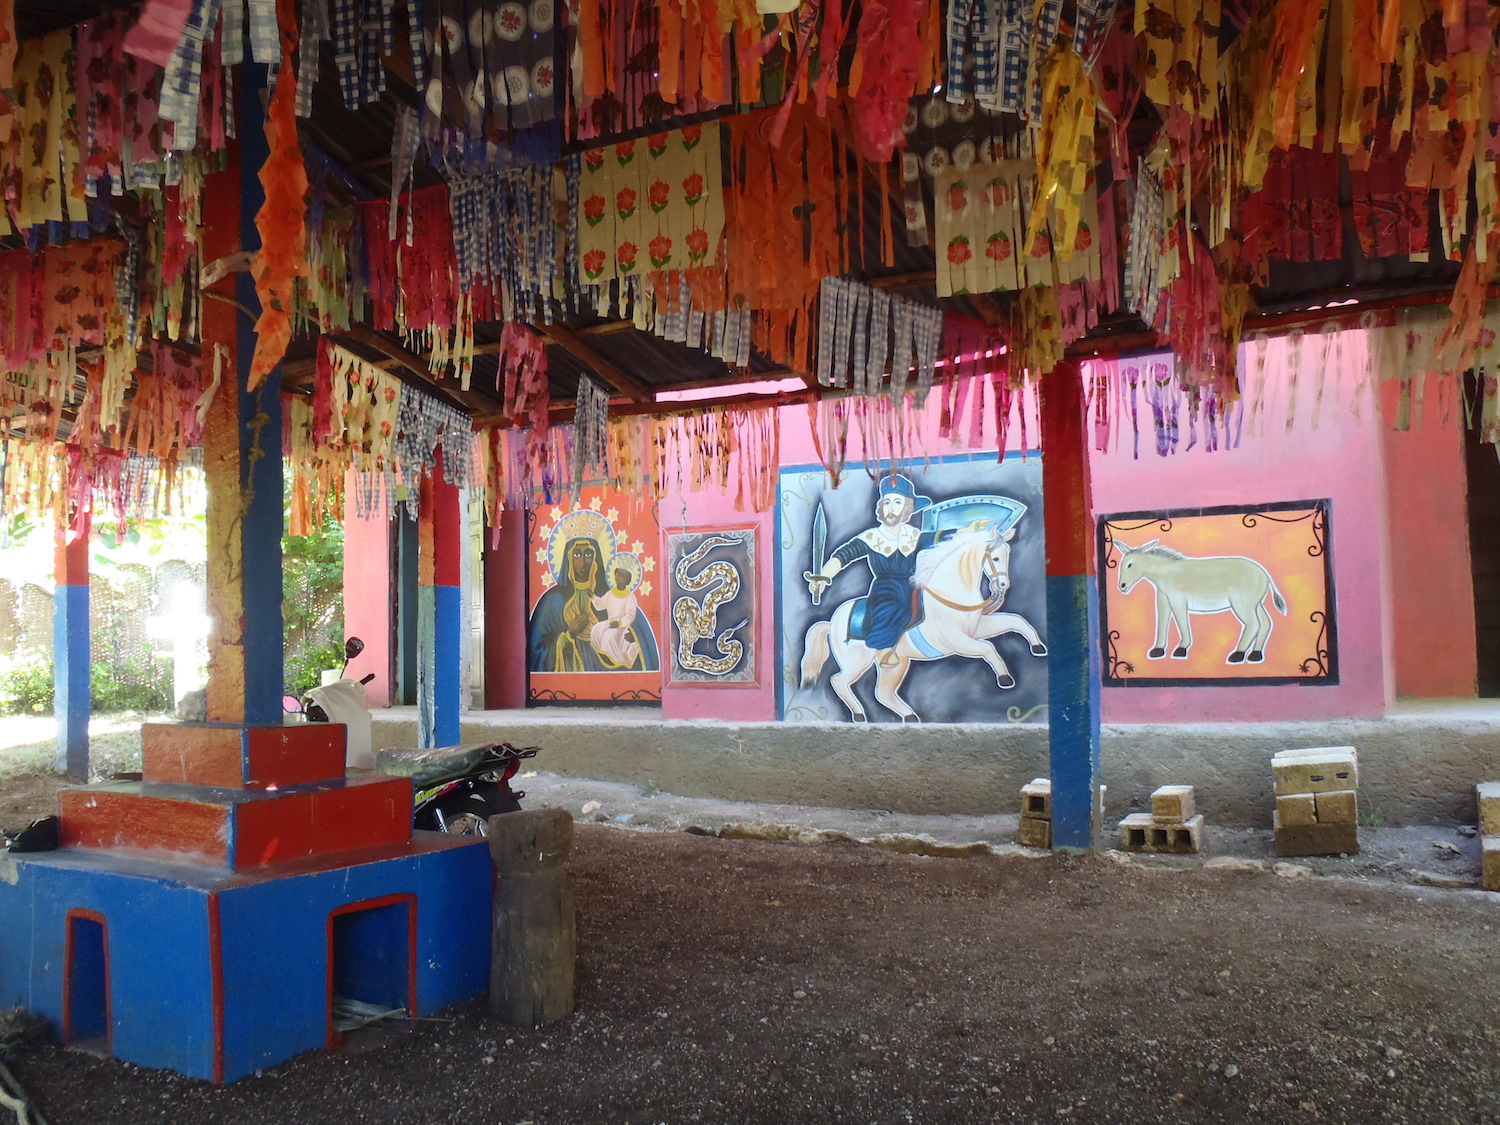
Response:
821,475,952,651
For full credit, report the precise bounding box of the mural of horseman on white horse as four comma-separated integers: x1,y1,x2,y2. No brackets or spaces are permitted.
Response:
799,474,1047,723
1115,539,1288,663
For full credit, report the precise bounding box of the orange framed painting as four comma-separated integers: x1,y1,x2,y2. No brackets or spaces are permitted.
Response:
526,488,663,705
1097,500,1337,686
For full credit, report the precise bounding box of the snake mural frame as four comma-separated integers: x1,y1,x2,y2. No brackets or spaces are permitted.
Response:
666,526,758,686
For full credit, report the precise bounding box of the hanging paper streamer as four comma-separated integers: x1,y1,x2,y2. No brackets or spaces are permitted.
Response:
421,0,556,141
816,277,943,403
576,122,725,286
569,373,609,493
248,0,309,389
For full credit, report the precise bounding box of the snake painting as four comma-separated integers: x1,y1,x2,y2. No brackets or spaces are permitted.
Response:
672,534,746,675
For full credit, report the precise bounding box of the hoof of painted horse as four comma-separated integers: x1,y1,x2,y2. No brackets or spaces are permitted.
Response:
1147,647,1166,659
1171,646,1189,659
1227,650,1246,664
1247,650,1265,663
997,674,1016,689
1030,643,1048,657
901,714,922,724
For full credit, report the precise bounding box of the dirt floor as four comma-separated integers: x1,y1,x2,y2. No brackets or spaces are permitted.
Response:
4,720,1500,1124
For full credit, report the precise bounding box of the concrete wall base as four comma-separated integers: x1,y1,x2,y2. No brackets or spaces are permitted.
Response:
369,705,1500,829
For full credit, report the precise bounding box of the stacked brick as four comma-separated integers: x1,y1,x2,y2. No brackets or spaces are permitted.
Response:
1273,746,1359,857
1017,778,1053,849
1478,783,1500,892
1117,785,1205,854
1015,778,1105,849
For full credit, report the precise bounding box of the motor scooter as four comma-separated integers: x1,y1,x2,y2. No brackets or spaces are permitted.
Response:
292,637,377,770
286,637,536,836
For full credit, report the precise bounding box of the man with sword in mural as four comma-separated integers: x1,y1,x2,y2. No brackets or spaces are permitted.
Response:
804,473,953,669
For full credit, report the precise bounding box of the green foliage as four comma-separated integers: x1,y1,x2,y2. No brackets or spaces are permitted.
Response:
90,657,173,713
0,654,55,715
0,651,174,716
283,506,346,698
640,779,661,797
284,641,347,699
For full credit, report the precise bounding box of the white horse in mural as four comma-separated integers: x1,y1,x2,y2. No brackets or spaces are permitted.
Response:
799,527,1047,723
1115,539,1287,663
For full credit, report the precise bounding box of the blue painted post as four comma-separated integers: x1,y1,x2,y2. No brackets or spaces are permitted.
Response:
418,455,463,747
1042,361,1101,851
53,516,91,776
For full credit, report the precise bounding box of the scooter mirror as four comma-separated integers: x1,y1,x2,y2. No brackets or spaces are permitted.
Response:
345,637,366,661
282,695,304,713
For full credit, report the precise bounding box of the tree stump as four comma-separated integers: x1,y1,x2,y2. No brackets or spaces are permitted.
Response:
487,808,575,1027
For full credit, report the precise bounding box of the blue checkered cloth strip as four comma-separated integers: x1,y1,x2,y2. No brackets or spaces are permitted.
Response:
249,0,278,63
359,4,387,104
378,0,395,56
448,177,484,292
407,0,427,88
998,0,1028,114
221,0,243,67
296,0,328,116
332,0,361,108
159,0,222,150
945,0,998,107
1029,0,1061,118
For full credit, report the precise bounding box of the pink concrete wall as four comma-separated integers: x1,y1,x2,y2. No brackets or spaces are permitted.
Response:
1088,336,1393,722
342,494,393,707
1379,381,1478,697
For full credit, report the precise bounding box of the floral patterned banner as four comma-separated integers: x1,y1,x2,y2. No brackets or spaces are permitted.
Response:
933,159,1100,298
576,121,724,284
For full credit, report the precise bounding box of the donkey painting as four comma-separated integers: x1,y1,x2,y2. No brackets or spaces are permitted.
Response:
1115,539,1288,664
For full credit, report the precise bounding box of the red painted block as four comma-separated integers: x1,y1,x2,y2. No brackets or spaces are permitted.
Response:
245,724,346,788
142,725,245,789
141,723,347,789
59,786,231,865
234,777,413,868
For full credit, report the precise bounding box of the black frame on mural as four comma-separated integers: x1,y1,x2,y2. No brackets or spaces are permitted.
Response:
1096,499,1338,688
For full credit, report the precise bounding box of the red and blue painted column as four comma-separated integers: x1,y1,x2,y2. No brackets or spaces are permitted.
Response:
1041,361,1102,851
200,60,283,725
53,512,91,777
419,454,463,747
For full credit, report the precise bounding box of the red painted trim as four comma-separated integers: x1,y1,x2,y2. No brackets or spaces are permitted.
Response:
208,893,224,1084
1040,363,1095,578
62,908,110,1051
430,450,462,588
325,893,419,1047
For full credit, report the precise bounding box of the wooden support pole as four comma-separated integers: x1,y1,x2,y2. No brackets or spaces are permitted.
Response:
199,64,284,726
1040,361,1101,851
417,454,463,746
488,809,576,1028
52,513,91,777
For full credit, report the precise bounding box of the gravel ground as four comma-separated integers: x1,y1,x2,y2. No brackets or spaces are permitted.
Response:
3,717,1500,1124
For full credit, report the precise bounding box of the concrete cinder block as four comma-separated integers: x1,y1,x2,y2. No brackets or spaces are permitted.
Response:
1275,793,1318,827
1117,812,1155,851
1117,812,1206,854
1020,778,1051,820
1314,789,1358,825
1272,747,1358,795
1151,785,1195,823
1483,836,1500,893
1016,814,1051,849
1477,783,1500,837
1274,813,1359,857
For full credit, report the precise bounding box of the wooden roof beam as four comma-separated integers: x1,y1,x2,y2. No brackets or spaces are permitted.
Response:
536,324,653,403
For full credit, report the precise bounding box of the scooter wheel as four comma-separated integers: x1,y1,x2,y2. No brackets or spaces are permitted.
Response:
434,790,519,836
